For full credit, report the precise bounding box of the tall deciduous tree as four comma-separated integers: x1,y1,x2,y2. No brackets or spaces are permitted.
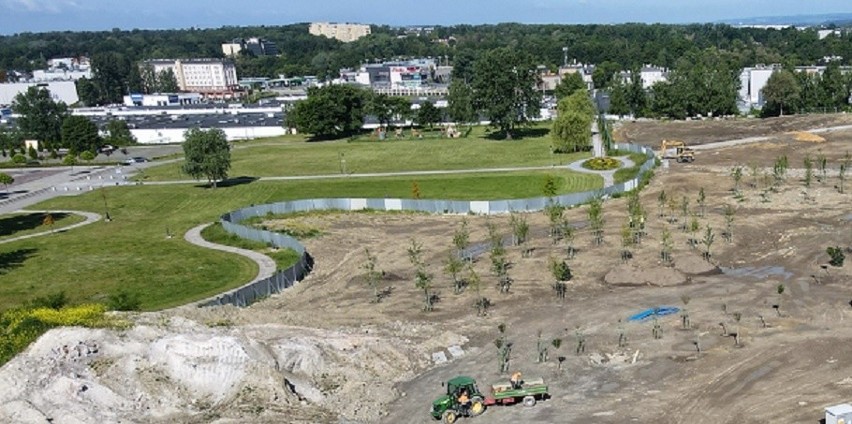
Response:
366,93,395,128
471,48,541,139
157,69,180,93
75,77,100,106
0,172,13,193
12,87,68,148
104,120,137,146
416,101,442,129
91,52,135,104
554,72,585,100
761,70,800,117
447,80,477,125
60,115,101,154
551,91,594,153
287,85,366,138
181,128,231,188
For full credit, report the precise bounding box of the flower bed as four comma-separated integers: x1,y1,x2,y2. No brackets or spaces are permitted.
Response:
582,157,622,171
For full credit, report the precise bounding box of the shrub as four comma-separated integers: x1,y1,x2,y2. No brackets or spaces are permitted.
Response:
582,157,621,171
827,246,845,267
11,154,26,164
0,304,108,365
27,291,68,310
108,290,142,311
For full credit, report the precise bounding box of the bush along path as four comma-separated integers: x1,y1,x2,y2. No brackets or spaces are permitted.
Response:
0,210,102,245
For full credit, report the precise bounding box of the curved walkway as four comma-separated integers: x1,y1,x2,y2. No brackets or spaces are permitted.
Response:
184,223,277,286
0,210,102,245
567,156,636,187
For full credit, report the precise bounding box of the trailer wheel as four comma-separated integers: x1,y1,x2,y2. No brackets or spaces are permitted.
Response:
469,397,485,416
442,410,458,424
523,395,536,407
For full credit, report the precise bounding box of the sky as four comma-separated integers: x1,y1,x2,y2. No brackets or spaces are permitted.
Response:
0,0,851,35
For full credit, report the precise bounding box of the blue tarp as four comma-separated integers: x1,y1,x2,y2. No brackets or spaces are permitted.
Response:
627,306,680,322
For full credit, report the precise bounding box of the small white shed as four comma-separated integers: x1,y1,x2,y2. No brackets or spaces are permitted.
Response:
826,404,852,424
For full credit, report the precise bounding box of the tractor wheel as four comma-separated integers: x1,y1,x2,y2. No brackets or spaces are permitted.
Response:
523,395,536,407
442,410,458,424
469,397,486,416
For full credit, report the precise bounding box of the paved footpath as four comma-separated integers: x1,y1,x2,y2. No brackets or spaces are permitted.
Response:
184,223,277,285
0,210,102,245
567,156,636,187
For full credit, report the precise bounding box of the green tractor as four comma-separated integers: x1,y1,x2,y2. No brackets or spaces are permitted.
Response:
430,376,487,423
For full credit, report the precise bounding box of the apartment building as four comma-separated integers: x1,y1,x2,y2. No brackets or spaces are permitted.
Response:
142,59,239,97
309,22,371,42
222,38,279,57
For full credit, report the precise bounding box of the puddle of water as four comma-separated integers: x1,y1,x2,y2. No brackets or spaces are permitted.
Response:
720,266,793,280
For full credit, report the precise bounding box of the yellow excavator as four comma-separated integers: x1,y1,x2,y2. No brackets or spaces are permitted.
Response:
659,140,695,163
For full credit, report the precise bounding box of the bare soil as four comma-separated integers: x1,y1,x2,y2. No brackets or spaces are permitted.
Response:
2,118,851,424
614,114,852,146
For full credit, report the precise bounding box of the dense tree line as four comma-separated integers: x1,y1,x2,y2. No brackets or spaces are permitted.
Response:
2,22,851,84
761,62,852,116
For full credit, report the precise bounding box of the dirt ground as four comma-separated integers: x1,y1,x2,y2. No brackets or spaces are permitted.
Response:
614,114,852,146
1,118,851,424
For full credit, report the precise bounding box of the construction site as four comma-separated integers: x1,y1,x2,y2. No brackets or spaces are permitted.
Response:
0,115,851,423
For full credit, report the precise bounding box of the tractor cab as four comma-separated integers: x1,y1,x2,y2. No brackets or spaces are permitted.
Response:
431,376,486,422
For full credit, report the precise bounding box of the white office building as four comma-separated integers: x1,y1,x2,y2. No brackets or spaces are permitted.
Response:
123,93,203,107
142,59,239,97
309,22,371,42
739,65,782,107
0,81,79,106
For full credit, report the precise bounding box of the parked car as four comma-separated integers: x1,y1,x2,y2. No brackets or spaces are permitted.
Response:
98,144,116,154
122,157,149,165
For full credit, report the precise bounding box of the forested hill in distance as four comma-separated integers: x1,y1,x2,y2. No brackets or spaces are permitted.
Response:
719,12,852,26
2,20,852,81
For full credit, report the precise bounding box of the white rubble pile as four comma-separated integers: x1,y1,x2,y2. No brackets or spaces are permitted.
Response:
0,317,442,423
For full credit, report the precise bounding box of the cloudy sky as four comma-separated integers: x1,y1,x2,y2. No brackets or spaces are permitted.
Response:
0,0,850,34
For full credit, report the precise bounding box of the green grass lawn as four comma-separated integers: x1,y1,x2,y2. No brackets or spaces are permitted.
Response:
0,170,601,312
0,212,86,242
614,152,652,184
200,222,300,270
139,125,590,181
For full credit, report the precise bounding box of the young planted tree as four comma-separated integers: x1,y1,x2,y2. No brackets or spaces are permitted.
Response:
839,152,849,194
827,246,846,267
702,225,715,261
749,162,761,189
411,181,421,199
697,187,706,217
42,213,55,233
817,153,828,183
730,165,744,196
652,316,663,339
617,319,627,348
660,226,674,266
772,155,788,187
774,284,785,317
723,205,736,243
574,327,586,355
469,266,491,316
536,330,549,363
803,154,814,189
550,257,572,301
361,248,383,303
732,312,742,347
445,250,465,294
688,215,700,249
657,190,667,218
680,295,691,329
562,222,577,259
588,196,605,245
452,219,471,261
552,338,565,371
679,195,690,231
509,213,530,256
0,172,13,193
620,222,633,263
495,323,513,373
667,195,678,224
544,199,565,241
408,238,435,312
